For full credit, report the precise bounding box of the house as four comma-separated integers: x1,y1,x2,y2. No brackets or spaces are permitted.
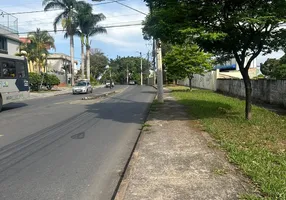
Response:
0,9,20,55
47,53,79,85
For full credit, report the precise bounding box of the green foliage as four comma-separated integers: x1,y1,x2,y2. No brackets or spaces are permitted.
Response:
109,56,151,84
29,73,60,91
164,44,213,81
29,72,42,91
18,28,55,72
171,88,286,199
90,49,109,79
43,74,60,90
261,56,286,79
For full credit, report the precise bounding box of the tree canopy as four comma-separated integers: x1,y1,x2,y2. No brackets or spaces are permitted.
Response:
164,44,213,88
143,0,286,119
106,56,151,84
261,55,286,79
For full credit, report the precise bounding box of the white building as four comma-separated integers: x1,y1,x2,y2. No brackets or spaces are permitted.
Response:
0,9,20,55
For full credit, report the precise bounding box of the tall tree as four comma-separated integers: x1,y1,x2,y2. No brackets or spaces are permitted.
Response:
143,0,286,120
75,1,92,79
83,14,107,81
164,44,213,89
43,0,78,85
18,28,55,73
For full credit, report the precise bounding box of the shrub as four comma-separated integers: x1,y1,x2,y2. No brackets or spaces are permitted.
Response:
43,74,60,90
29,72,41,91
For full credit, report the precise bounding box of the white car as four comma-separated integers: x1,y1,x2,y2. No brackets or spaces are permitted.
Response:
72,81,93,94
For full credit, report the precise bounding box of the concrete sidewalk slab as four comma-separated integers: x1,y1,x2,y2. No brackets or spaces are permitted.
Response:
115,93,258,200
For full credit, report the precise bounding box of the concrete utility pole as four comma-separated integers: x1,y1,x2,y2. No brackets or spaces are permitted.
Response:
156,39,164,103
153,38,157,86
127,65,129,84
140,52,143,85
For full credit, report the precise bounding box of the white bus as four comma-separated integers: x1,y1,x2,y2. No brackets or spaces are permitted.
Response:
0,54,29,112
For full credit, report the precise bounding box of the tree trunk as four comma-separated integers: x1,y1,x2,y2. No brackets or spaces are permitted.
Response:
70,36,75,86
81,35,85,79
189,73,193,90
189,78,192,90
241,68,252,120
86,36,91,81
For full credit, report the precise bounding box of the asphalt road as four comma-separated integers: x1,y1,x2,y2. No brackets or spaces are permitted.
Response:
0,85,156,200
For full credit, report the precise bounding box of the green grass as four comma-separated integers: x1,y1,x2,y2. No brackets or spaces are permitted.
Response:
171,89,286,199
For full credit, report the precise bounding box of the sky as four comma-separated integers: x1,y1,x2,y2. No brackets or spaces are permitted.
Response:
0,0,284,68
1,0,150,69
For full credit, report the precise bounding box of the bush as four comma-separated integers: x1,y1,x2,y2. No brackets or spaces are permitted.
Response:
29,72,41,91
43,74,60,90
90,76,99,86
28,73,60,91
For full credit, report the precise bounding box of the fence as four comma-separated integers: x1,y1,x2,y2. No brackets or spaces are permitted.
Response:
217,79,286,107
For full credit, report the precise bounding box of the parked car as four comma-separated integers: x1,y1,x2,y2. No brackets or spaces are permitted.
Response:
129,80,136,85
72,80,93,94
105,80,114,88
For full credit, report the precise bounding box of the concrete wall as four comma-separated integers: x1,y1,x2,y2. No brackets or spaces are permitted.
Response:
47,59,63,72
7,39,19,55
177,70,219,90
217,79,286,107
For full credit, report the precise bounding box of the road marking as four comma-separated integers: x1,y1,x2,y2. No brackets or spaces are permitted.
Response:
0,135,3,137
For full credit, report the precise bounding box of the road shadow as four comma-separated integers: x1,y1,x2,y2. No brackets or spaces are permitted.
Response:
1,103,28,112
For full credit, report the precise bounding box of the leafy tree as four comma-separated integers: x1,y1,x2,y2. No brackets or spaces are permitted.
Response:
260,58,280,78
143,0,286,120
90,49,109,79
164,44,213,89
108,56,151,84
261,58,286,79
43,0,79,86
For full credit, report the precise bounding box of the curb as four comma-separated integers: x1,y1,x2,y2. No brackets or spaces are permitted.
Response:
81,88,125,100
113,92,156,200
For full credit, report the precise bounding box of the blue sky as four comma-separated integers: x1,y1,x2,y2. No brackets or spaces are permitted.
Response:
1,0,150,69
1,0,283,68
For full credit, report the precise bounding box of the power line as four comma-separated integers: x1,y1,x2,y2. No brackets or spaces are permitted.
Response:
17,13,142,25
7,23,140,36
114,1,147,16
9,0,127,15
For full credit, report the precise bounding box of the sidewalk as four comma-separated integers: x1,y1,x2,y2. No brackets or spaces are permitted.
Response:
29,85,105,100
116,91,258,200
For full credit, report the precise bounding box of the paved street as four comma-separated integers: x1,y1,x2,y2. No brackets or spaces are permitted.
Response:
0,85,156,200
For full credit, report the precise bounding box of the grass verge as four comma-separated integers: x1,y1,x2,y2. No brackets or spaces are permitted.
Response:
170,88,286,199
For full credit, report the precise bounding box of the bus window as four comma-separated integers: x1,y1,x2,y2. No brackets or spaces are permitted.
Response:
16,61,26,78
2,61,16,78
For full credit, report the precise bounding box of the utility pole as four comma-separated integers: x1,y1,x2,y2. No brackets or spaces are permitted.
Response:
140,52,143,85
127,65,129,84
153,38,156,86
156,39,164,103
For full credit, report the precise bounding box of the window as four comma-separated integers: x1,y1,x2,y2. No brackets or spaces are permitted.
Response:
0,37,7,53
2,61,16,78
16,61,26,78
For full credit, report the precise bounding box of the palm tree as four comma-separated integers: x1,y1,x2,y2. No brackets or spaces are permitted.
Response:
18,28,55,73
43,0,78,85
75,1,93,79
84,14,107,81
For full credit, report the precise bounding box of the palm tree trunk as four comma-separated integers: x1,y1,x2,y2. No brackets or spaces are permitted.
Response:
81,35,85,79
70,35,75,86
86,35,91,81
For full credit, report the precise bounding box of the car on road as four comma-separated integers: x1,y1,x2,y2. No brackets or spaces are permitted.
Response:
129,80,136,85
72,80,93,94
105,80,114,88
